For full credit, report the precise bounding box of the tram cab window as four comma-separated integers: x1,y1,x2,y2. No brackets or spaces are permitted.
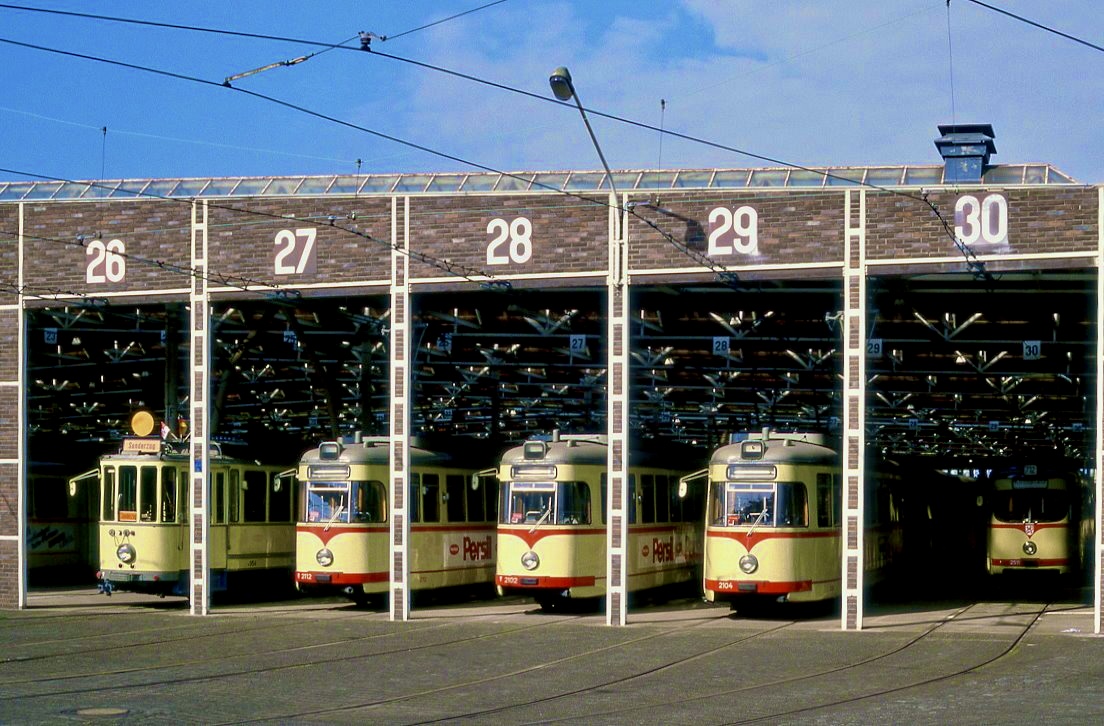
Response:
243,470,268,522
507,489,553,524
307,485,348,523
139,467,157,522
352,480,385,523
713,483,808,527
717,487,773,526
161,467,178,522
102,468,116,521
446,475,466,522
117,466,138,522
993,488,1068,523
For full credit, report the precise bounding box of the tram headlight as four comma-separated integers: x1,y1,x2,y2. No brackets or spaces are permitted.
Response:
316,548,334,567
116,543,136,564
738,554,758,574
521,550,540,571
1023,541,1038,556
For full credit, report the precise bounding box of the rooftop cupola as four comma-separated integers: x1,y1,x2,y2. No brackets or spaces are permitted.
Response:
934,123,996,183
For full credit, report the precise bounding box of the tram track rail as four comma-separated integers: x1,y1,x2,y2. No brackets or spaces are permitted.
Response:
726,601,1052,724
0,604,583,699
461,600,1051,726
221,608,787,725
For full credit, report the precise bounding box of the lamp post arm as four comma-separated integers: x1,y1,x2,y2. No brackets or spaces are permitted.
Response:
569,92,619,202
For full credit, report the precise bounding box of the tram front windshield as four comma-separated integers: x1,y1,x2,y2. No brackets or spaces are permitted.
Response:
304,480,385,524
712,482,807,527
502,481,590,525
993,486,1068,523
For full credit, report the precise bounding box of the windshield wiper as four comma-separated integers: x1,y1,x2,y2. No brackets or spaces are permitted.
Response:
746,507,769,539
324,504,345,532
528,505,552,535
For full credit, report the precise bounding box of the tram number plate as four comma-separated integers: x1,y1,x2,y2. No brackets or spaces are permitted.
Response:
500,576,520,585
715,581,735,590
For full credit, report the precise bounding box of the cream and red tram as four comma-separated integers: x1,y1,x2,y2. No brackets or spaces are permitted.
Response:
495,433,703,610
691,430,903,607
294,436,498,605
986,464,1082,576
71,437,294,596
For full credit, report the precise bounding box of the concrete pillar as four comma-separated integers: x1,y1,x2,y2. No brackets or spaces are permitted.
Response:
842,189,867,631
607,196,629,626
189,200,212,616
390,196,411,621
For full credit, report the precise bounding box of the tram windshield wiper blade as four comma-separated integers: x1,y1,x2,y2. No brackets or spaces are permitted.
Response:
324,504,344,532
528,506,552,535
746,508,768,538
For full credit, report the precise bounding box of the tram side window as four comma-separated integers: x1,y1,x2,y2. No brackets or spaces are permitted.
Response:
628,474,637,524
270,474,292,522
485,478,498,522
656,475,670,523
213,473,226,524
641,475,656,524
161,467,178,522
353,480,385,522
102,468,116,521
243,470,268,522
140,467,157,522
467,476,486,522
118,466,138,522
409,474,421,523
600,474,607,524
228,470,241,523
778,483,808,527
446,474,466,522
669,476,683,522
421,474,440,523
558,482,590,524
816,474,833,527
710,482,725,525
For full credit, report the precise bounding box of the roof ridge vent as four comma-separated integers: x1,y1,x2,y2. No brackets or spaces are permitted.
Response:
934,123,996,183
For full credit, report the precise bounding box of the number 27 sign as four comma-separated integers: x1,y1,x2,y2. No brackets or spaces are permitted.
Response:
274,228,317,275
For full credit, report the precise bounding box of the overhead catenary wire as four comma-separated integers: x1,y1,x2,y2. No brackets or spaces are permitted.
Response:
0,35,751,290
0,13,993,281
0,164,507,294
0,2,513,48
962,0,1104,55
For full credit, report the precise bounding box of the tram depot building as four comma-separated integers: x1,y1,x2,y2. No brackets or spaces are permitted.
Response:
1,124,1102,630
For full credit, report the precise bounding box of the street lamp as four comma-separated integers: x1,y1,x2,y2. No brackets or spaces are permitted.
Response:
548,66,619,202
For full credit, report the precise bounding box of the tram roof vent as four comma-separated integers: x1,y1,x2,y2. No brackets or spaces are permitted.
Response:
934,123,996,183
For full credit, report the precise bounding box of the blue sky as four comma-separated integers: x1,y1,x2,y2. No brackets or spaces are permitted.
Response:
1,1,1101,185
